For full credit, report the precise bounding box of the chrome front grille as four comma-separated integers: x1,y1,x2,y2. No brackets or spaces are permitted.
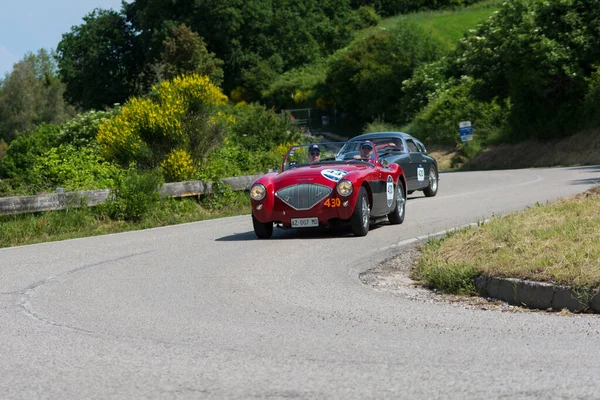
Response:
275,184,332,210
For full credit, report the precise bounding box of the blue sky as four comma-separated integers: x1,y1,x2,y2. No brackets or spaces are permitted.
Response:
1,0,127,76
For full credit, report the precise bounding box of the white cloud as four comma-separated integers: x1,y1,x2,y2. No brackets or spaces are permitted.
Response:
0,44,21,77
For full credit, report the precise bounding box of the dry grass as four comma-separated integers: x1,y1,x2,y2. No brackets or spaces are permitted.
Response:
414,185,600,291
0,140,7,159
427,146,458,171
462,130,600,170
427,130,600,172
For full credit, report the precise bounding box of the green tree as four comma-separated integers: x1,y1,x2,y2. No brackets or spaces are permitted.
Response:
124,0,358,99
56,8,141,110
326,21,442,122
452,0,600,140
152,24,225,86
0,49,72,142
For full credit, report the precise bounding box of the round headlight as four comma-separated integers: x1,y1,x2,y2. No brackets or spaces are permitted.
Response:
250,184,266,201
337,180,353,197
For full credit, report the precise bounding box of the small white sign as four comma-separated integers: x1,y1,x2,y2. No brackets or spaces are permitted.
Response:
386,176,394,207
417,167,425,183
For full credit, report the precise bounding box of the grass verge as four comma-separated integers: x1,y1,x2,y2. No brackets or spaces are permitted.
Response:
377,0,502,51
412,185,600,293
0,192,251,248
462,130,600,170
426,130,600,172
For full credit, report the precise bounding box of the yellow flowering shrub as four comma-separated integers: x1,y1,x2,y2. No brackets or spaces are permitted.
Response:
155,74,227,111
293,89,311,104
161,149,196,182
97,74,232,181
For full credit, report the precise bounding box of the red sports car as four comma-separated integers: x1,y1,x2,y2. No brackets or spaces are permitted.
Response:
250,141,407,238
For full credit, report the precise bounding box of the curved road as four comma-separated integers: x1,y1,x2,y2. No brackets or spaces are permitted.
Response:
2,166,600,399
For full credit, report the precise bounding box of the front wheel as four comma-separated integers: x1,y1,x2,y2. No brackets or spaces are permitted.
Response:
388,179,406,225
350,187,370,237
252,215,273,239
423,165,438,197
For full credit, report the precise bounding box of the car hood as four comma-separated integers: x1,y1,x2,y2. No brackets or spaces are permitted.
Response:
273,163,371,188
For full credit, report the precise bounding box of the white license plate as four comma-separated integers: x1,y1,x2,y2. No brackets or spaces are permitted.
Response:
291,217,319,228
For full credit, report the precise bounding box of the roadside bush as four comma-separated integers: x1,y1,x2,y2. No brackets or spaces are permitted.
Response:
452,0,600,140
60,109,117,147
408,79,510,146
396,60,452,124
326,20,442,122
262,59,329,109
0,109,117,181
584,66,600,128
99,169,163,221
0,123,62,179
97,74,231,181
363,118,404,134
228,102,301,152
24,144,120,193
198,104,301,180
355,6,381,29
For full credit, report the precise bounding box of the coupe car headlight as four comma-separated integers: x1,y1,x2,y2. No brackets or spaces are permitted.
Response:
250,184,266,201
336,180,353,197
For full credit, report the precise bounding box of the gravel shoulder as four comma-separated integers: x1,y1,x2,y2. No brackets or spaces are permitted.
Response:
359,243,600,316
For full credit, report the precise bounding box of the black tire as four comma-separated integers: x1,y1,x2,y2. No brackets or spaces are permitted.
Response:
252,215,273,239
388,179,406,225
351,187,370,237
423,165,438,197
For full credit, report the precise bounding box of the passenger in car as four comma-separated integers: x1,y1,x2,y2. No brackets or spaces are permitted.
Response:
357,142,374,159
307,144,321,163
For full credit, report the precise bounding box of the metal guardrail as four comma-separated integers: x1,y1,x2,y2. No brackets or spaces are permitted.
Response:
0,173,265,216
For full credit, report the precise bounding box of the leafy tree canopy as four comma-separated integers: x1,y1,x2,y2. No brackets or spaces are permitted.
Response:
0,49,72,142
124,0,359,98
56,8,141,110
326,21,443,122
450,0,600,139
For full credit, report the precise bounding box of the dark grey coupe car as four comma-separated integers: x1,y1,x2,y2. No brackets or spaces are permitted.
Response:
349,132,439,197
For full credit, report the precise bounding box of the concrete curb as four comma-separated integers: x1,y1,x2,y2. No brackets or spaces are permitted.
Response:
473,276,600,313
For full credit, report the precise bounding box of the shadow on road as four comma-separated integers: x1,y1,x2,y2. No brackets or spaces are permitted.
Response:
565,165,600,172
569,177,600,185
215,222,386,241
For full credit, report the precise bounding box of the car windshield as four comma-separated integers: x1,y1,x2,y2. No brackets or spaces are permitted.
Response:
354,137,405,155
282,141,377,170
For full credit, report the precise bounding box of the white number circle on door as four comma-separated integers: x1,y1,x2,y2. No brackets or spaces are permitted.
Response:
417,167,425,182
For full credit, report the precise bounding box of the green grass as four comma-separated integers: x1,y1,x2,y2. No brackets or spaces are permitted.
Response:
0,192,252,248
412,185,600,293
357,0,502,52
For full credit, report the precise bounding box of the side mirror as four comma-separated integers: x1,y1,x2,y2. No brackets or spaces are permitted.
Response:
381,159,389,168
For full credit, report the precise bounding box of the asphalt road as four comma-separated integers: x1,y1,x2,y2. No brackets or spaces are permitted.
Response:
2,166,600,399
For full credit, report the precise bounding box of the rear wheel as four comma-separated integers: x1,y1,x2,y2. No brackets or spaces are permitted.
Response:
252,215,273,239
388,180,406,225
351,187,370,237
423,165,438,197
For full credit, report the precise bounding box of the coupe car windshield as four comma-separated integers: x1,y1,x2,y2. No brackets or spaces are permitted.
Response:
282,141,377,170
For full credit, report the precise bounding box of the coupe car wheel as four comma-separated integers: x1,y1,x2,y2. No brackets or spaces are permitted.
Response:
252,215,273,239
351,187,370,237
388,180,406,225
423,165,438,197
